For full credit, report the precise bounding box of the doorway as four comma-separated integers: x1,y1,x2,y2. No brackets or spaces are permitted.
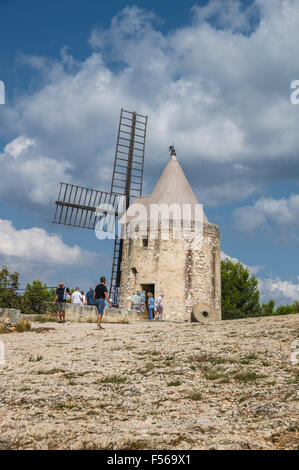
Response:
140,284,155,317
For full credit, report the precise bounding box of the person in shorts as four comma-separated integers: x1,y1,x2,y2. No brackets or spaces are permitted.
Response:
94,277,112,330
54,282,70,323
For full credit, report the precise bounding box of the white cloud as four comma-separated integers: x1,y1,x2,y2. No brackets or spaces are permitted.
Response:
0,136,72,207
258,277,299,304
192,0,259,35
4,136,36,158
0,219,92,265
0,218,108,287
233,193,299,243
0,1,299,212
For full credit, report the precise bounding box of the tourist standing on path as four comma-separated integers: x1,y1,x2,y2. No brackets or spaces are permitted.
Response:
54,282,70,323
71,287,82,304
147,292,155,321
86,286,95,305
94,277,112,330
155,294,164,320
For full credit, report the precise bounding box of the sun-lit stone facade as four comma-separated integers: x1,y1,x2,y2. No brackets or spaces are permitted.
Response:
119,150,221,322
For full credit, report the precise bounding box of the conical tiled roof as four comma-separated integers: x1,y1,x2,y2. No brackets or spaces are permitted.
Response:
120,151,209,224
149,152,199,206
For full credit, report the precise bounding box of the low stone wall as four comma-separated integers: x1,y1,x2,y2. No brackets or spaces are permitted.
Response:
64,304,97,322
65,305,140,323
20,305,141,323
103,307,140,323
0,308,20,324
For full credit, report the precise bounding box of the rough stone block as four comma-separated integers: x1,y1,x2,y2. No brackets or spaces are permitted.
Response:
0,308,21,324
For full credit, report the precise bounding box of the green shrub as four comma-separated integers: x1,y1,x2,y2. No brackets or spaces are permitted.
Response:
221,260,261,320
0,266,20,309
21,280,56,315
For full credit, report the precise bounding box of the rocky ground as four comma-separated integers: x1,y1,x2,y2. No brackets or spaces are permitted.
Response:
0,315,298,450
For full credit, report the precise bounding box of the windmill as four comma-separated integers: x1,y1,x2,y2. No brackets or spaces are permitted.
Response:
53,108,148,306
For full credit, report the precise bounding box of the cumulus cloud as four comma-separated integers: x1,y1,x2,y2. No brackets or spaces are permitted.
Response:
0,219,93,265
0,218,106,287
233,193,299,244
0,0,298,214
192,0,259,34
0,135,72,207
258,277,299,304
4,135,36,158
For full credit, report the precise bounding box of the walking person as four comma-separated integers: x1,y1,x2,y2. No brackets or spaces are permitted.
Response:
147,292,155,321
54,282,70,323
155,294,164,320
86,286,95,306
94,277,112,330
71,287,82,304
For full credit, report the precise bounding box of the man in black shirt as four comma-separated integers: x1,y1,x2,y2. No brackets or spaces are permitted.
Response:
94,277,111,329
54,282,70,323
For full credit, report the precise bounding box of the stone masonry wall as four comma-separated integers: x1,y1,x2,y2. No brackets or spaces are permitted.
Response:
120,223,221,322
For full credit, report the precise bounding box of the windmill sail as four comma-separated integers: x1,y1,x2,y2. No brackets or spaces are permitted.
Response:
53,183,119,232
110,109,148,304
52,108,148,307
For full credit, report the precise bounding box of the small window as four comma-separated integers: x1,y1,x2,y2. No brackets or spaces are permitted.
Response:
142,238,148,247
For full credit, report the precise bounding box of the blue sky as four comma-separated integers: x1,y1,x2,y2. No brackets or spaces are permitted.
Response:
0,0,298,304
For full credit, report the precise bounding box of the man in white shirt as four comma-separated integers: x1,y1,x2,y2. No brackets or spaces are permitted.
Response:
71,287,83,304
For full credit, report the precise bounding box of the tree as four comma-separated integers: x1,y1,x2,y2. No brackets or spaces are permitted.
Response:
0,266,20,308
275,304,297,316
261,299,276,316
21,280,56,315
221,260,261,320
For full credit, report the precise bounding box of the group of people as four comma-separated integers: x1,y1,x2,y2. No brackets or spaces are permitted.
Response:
55,278,164,327
55,286,94,306
54,277,111,329
147,292,164,321
130,291,164,320
70,287,87,305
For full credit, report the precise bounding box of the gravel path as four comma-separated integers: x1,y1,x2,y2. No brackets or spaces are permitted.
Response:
0,315,298,450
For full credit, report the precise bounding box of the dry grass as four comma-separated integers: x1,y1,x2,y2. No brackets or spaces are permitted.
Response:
0,318,32,334
15,319,32,332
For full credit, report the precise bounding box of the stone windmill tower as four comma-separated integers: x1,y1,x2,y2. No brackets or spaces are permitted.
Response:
119,147,221,322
